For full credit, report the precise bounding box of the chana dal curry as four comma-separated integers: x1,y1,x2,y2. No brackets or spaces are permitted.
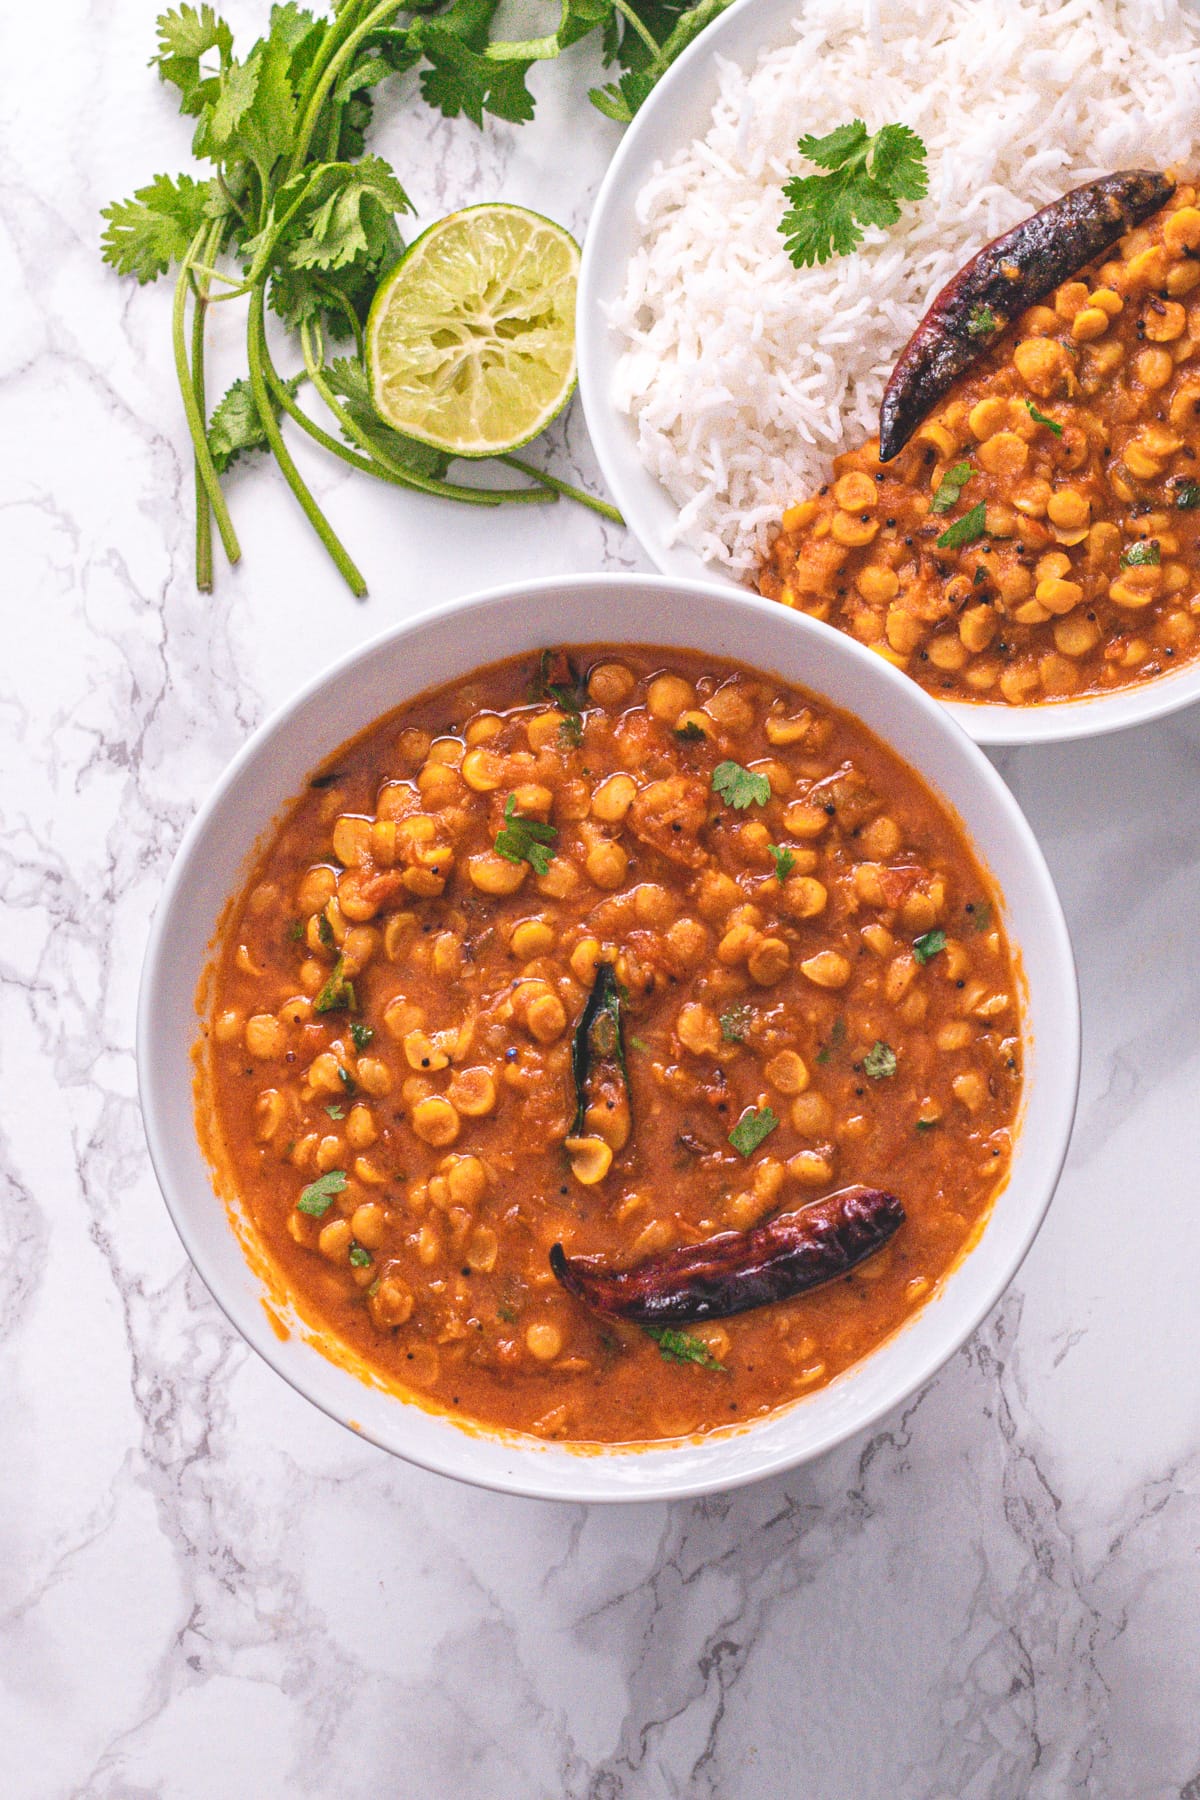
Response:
201,647,1022,1443
760,177,1200,705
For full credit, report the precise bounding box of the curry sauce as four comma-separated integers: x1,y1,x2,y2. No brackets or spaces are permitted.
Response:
200,646,1022,1443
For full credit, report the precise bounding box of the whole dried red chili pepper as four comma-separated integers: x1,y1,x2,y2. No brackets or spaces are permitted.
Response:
878,170,1175,461
549,1185,904,1325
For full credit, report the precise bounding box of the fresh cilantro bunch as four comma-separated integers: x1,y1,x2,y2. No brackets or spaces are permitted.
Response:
101,1,728,593
779,119,929,269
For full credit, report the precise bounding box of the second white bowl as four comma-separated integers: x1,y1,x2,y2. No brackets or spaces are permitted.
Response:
138,574,1079,1502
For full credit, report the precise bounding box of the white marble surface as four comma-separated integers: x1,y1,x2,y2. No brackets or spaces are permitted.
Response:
4,3,1200,1795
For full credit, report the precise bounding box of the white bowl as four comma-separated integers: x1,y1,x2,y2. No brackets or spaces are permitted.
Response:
576,0,1200,746
138,574,1079,1502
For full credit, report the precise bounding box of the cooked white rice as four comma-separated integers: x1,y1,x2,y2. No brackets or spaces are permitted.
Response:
610,0,1200,577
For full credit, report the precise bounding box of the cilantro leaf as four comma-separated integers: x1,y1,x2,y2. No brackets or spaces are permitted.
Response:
815,1016,846,1065
589,0,731,121
152,5,234,117
936,502,988,550
863,1041,897,1080
350,1021,374,1051
728,1105,779,1157
193,51,261,160
410,3,537,128
645,1325,728,1371
313,956,356,1014
674,720,706,742
207,373,299,475
100,173,218,283
297,1170,347,1216
712,760,771,810
589,67,654,123
1121,539,1160,568
349,1243,372,1267
325,1103,345,1119
1025,401,1063,438
912,928,946,965
719,1003,752,1044
1175,480,1200,509
495,794,558,875
930,462,972,515
278,156,412,272
531,650,586,744
915,1118,939,1133
768,844,796,881
967,303,998,337
779,119,928,268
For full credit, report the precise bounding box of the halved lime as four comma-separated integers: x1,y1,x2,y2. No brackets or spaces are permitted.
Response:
367,204,580,459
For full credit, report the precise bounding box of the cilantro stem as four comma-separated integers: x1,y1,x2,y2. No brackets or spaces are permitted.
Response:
173,229,240,570
188,263,247,290
288,0,402,180
264,363,552,506
501,455,624,524
247,286,367,596
262,357,387,476
190,220,224,592
299,322,554,507
611,0,663,62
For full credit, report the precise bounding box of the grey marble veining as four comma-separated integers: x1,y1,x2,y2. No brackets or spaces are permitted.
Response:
2,3,1200,1795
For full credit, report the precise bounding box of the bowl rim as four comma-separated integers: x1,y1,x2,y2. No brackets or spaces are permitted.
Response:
574,0,1200,748
138,572,1081,1502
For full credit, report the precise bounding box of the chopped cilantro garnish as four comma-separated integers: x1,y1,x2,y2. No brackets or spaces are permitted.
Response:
325,1103,345,1120
913,928,947,965
1025,401,1063,437
815,1015,847,1064
629,1035,649,1053
532,650,585,746
497,1302,518,1325
494,794,558,875
930,462,973,514
712,760,771,809
1175,480,1200,510
287,919,304,942
297,1171,347,1217
768,844,796,881
967,303,999,337
779,120,928,268
348,1244,372,1268
728,1105,779,1157
674,719,707,742
1120,539,1160,568
969,900,993,933
337,1064,357,1096
350,1021,374,1051
313,956,356,1015
863,1041,897,1080
645,1326,728,1371
916,1118,940,1133
316,914,335,950
719,1004,753,1044
936,502,988,550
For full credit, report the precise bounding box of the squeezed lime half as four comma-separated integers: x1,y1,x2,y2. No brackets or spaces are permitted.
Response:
367,203,580,459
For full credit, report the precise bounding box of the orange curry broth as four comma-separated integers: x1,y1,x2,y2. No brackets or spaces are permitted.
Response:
198,645,1022,1444
760,187,1200,705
